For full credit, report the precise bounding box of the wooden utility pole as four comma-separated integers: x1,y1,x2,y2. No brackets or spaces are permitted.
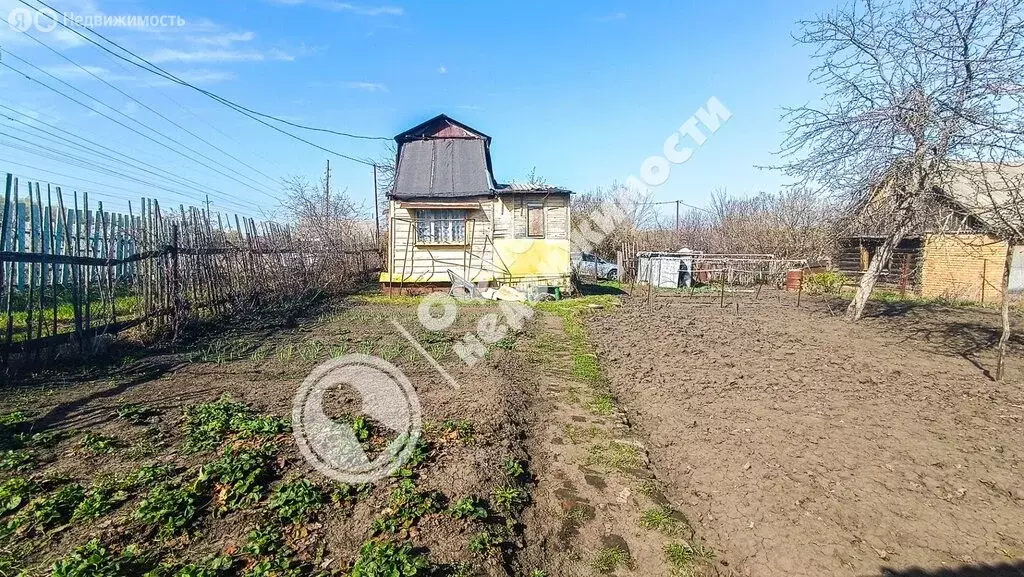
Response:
325,159,331,220
373,164,381,244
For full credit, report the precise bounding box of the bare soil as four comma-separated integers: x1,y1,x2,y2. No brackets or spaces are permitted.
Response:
1,297,537,575
586,291,1024,577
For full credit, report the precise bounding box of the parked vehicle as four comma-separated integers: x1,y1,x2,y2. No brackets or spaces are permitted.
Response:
571,252,619,281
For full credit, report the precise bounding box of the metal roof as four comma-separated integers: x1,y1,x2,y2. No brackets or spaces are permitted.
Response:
939,163,1024,231
389,114,572,200
392,138,494,199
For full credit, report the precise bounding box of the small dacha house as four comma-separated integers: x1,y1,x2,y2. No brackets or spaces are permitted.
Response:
380,115,572,293
839,164,1024,303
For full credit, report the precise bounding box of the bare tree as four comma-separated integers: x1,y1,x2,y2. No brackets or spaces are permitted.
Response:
280,168,378,292
779,0,1024,320
570,181,657,259
953,163,1024,379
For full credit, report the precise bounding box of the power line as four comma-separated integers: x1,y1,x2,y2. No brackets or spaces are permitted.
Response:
0,111,257,209
0,15,285,189
0,134,256,213
0,158,256,216
0,49,280,198
17,0,390,161
0,102,262,206
0,57,281,200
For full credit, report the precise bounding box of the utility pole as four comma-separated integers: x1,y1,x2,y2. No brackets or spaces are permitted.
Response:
373,164,381,244
325,159,331,220
675,200,680,236
204,194,211,224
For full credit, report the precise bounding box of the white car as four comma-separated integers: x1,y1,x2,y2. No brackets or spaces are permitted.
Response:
571,252,619,281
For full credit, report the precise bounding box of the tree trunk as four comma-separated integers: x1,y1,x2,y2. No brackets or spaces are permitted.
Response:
995,242,1014,381
847,237,897,320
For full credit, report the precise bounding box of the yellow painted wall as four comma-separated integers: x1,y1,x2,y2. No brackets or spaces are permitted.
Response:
492,238,571,287
920,233,1009,303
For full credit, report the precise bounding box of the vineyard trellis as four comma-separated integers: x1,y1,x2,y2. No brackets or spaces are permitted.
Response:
0,173,379,361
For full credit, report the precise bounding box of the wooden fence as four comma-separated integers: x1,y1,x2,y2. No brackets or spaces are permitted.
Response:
0,173,378,359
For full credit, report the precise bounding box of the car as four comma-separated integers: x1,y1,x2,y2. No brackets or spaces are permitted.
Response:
571,252,619,281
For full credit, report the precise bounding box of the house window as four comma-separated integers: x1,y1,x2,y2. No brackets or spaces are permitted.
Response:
416,209,467,244
527,204,545,237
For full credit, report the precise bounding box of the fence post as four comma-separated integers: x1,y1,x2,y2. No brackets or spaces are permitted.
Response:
171,224,181,341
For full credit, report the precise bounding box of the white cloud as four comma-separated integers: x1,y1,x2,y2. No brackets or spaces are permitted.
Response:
145,48,294,63
346,81,387,92
266,0,403,16
191,31,256,46
438,65,447,74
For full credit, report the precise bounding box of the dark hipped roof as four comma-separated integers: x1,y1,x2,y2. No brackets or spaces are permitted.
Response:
389,114,571,200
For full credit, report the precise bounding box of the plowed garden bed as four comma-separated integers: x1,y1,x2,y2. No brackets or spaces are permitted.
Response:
586,292,1024,577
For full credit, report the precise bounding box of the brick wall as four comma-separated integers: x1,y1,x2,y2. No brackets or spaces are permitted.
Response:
920,233,1009,303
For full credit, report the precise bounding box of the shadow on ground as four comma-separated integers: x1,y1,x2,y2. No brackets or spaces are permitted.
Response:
575,279,627,296
880,561,1024,577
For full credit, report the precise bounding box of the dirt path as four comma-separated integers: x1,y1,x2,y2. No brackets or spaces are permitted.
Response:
518,310,720,577
586,294,1024,577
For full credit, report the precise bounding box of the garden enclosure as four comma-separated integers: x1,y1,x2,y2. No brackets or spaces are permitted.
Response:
0,173,380,360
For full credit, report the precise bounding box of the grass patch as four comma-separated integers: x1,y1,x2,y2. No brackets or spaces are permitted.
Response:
587,392,616,416
639,505,687,535
592,546,631,574
586,442,644,471
664,541,715,576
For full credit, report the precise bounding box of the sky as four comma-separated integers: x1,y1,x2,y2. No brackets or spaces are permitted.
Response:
0,0,831,220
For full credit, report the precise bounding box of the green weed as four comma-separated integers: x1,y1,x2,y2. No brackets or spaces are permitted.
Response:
371,480,442,534
639,505,686,535
182,397,287,452
438,420,474,443
134,479,205,537
468,532,497,555
350,540,429,577
202,444,277,513
663,541,714,576
81,432,120,454
586,442,643,471
587,392,616,416
50,539,149,577
268,478,323,523
0,477,36,516
592,546,631,574
447,497,488,521
115,404,158,425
